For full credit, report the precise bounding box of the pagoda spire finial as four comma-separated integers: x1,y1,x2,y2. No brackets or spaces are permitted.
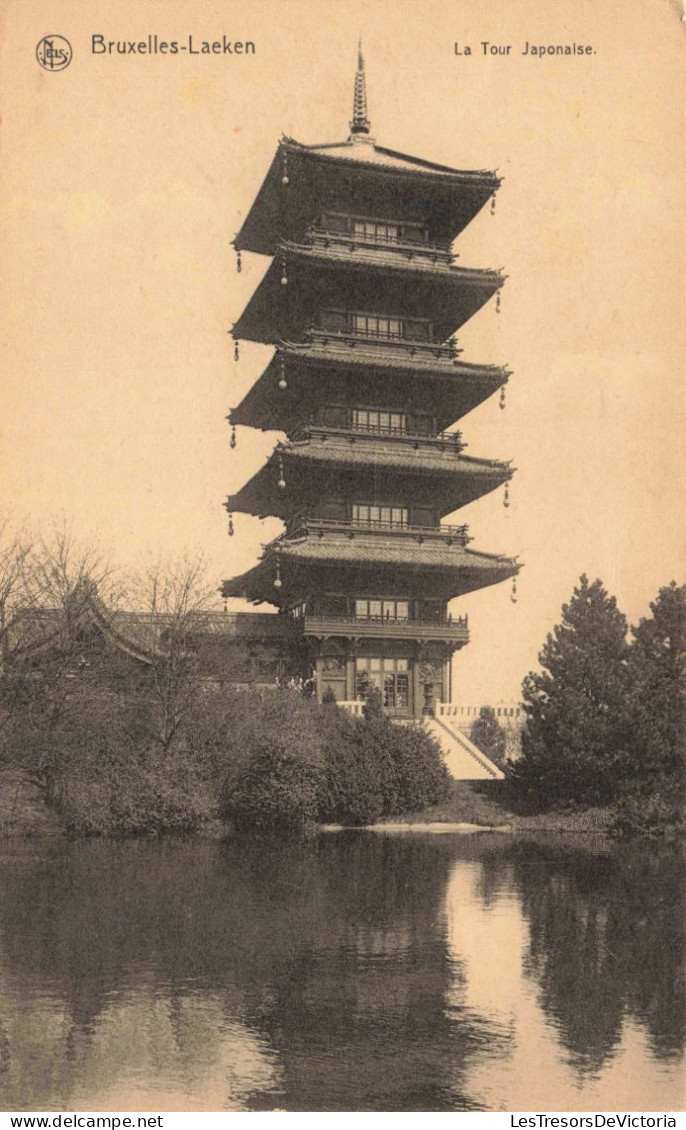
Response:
349,39,371,138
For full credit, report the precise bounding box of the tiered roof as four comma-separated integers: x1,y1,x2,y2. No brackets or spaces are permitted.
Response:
230,345,509,432
234,139,501,257
227,435,512,519
224,46,519,609
222,530,517,605
232,241,503,345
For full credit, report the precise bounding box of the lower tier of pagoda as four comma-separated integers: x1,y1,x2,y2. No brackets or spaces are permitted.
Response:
222,526,519,606
227,433,513,520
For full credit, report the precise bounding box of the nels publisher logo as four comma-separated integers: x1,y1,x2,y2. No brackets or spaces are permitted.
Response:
36,35,72,71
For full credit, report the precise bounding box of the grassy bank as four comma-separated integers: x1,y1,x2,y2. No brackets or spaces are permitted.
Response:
379,779,615,836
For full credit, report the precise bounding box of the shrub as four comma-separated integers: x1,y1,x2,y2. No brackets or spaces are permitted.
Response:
611,777,685,839
52,745,218,837
387,722,451,813
319,703,449,825
320,714,394,825
221,748,323,837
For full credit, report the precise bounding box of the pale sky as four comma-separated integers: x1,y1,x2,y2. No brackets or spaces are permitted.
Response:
1,0,684,700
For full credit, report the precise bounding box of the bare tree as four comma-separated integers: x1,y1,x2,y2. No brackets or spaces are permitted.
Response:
125,553,222,753
0,518,123,787
0,517,33,673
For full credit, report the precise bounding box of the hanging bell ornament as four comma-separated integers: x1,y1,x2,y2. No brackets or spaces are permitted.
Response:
236,247,242,273
496,290,502,314
503,482,510,509
280,259,288,287
281,151,289,187
490,194,497,215
278,357,287,391
499,385,507,410
277,452,286,490
227,512,234,537
511,576,518,604
234,338,240,362
273,561,283,589
230,424,237,450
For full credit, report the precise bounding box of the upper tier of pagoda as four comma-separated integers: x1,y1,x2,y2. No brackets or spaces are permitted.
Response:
232,241,503,346
233,140,500,258
233,38,500,260
230,344,509,433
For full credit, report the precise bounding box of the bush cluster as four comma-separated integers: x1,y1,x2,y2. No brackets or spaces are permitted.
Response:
220,686,450,836
1,681,450,837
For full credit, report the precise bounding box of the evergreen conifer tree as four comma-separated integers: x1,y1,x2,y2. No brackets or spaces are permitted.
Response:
514,575,630,806
626,581,685,783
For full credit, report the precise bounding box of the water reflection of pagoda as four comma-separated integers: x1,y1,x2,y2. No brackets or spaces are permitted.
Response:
223,47,519,720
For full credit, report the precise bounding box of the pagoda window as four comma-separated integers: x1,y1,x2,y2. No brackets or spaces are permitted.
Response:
352,408,407,434
356,656,410,708
352,313,403,340
352,504,408,528
351,599,410,622
352,219,400,243
317,309,433,343
319,213,428,246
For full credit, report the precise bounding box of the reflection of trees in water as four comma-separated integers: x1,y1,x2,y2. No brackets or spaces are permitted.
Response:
0,836,503,1112
478,840,685,1074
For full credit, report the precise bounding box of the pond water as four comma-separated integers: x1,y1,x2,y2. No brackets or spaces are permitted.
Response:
0,834,683,1112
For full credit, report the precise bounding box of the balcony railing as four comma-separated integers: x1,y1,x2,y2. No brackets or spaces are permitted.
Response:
290,422,465,452
309,327,461,362
275,516,471,546
301,614,469,642
306,226,454,265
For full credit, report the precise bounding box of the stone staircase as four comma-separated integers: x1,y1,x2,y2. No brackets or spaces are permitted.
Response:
423,716,505,781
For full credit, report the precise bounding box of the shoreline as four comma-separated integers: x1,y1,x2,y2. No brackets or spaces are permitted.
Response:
1,768,678,842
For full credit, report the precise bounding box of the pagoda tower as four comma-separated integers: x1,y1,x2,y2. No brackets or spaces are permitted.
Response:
222,47,519,719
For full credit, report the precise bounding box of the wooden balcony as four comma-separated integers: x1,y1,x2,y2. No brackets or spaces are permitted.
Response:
309,327,460,362
300,613,469,644
290,422,466,453
307,226,454,266
276,516,472,546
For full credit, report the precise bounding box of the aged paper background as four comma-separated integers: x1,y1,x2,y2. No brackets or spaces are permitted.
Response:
1,0,684,700
0,0,685,1115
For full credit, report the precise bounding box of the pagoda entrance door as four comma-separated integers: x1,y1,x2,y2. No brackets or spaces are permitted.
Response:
356,657,412,718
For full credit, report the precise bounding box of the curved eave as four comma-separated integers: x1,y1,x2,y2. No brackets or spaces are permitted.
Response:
232,249,504,345
226,443,513,519
230,348,509,431
222,540,520,605
234,140,502,256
